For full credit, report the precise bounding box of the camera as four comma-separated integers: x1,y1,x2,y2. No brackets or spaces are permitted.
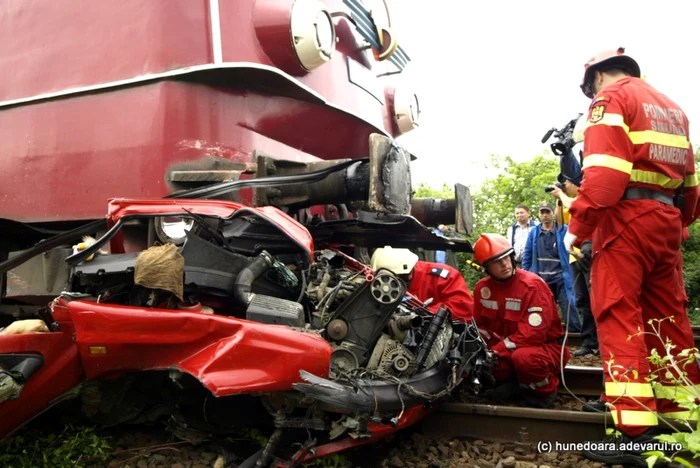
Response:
541,113,583,156
544,182,563,193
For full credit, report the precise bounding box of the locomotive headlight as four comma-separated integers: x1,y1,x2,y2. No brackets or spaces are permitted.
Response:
291,0,336,71
394,89,420,134
315,10,334,57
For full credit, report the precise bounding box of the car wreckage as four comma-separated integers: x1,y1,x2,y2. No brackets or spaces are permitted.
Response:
0,136,495,466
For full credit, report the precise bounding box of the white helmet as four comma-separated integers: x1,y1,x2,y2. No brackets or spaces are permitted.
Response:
370,246,419,275
573,113,588,144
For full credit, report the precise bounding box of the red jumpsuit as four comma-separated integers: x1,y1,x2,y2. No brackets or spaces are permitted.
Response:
568,76,700,436
473,269,570,396
407,261,474,322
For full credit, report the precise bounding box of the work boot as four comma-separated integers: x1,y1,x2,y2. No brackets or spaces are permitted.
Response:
572,347,599,357
582,428,669,467
483,378,521,403
582,399,608,413
522,391,557,409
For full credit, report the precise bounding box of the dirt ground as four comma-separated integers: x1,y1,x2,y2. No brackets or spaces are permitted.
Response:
90,426,625,468
566,349,602,368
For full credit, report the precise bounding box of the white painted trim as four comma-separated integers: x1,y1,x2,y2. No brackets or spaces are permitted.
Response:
0,62,390,137
209,0,223,64
0,63,323,108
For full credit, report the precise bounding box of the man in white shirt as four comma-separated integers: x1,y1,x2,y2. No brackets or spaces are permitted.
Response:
506,204,537,267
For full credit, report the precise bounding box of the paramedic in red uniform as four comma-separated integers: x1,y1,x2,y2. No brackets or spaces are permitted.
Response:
471,233,569,408
564,47,700,465
370,246,474,321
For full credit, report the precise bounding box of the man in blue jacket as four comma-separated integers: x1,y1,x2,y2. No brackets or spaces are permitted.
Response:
522,202,580,332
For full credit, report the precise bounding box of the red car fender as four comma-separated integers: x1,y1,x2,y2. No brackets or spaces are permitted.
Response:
105,198,314,258
0,332,83,442
66,299,332,396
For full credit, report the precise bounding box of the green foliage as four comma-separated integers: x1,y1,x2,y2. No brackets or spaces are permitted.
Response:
413,182,456,199
0,425,111,468
302,453,347,468
682,151,700,316
242,428,269,448
616,318,700,467
469,154,559,236
682,220,700,317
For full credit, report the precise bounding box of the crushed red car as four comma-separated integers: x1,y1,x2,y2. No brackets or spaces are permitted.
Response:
0,144,494,467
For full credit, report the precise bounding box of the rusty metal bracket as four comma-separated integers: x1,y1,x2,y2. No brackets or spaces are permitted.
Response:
165,156,257,198
367,134,412,215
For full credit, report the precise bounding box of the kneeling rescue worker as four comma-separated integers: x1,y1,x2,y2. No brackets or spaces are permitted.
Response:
565,47,700,466
472,233,570,408
370,246,474,322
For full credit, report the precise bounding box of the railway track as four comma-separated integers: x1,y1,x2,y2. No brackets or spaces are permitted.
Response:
561,365,604,396
420,401,691,447
417,362,696,451
420,402,613,444
400,331,700,465
564,325,700,349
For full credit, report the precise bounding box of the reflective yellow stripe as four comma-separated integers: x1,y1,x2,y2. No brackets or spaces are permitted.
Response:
629,169,684,189
653,384,700,401
605,381,655,398
611,409,659,426
582,154,633,174
659,411,700,421
686,174,698,187
590,113,630,133
629,130,690,149
585,112,689,150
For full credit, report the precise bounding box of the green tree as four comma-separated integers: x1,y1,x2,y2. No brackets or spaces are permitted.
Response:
683,221,700,320
413,182,456,199
682,147,700,317
469,154,559,235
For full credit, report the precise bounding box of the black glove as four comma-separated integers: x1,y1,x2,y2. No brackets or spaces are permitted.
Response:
578,240,592,272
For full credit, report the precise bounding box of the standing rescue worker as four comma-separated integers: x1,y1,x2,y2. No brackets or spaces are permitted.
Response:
472,233,570,408
370,246,474,322
564,47,700,465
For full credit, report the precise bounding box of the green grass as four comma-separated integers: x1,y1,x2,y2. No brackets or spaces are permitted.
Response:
0,425,111,468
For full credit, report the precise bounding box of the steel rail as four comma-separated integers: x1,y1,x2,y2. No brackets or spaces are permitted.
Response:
563,331,700,349
420,403,612,444
560,365,604,397
419,403,688,446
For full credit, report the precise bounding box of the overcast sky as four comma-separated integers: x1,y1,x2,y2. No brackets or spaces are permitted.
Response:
387,0,700,190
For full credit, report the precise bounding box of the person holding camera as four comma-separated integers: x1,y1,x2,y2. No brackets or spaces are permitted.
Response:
521,202,580,332
548,174,597,357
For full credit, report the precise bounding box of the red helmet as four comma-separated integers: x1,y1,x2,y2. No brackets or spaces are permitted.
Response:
473,233,514,266
580,47,640,99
